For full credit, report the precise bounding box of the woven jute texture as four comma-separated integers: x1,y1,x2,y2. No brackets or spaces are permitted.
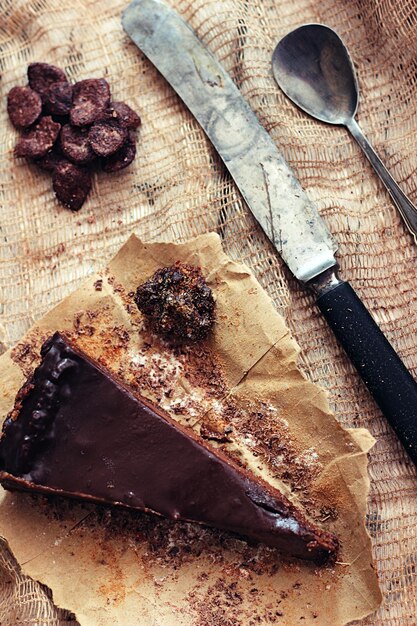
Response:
1,0,417,623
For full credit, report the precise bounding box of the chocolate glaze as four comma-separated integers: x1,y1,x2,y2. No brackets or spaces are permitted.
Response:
0,334,338,563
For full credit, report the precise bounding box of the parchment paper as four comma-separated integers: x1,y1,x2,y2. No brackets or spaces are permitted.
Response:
0,234,382,625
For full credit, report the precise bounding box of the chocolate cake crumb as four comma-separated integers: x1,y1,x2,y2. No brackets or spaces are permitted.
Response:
200,424,232,443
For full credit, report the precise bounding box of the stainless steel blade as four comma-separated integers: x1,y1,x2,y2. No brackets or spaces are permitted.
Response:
122,0,337,282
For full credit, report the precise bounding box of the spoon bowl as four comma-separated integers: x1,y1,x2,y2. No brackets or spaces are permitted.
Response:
272,24,417,240
272,24,358,125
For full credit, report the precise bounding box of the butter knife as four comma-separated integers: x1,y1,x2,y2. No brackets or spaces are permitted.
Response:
122,0,417,466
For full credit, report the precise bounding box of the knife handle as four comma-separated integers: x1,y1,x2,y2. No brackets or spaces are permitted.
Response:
312,272,417,466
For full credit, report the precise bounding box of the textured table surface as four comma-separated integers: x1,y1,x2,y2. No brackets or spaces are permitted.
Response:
1,0,417,623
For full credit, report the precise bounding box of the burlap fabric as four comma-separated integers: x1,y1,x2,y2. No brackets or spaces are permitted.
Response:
0,0,416,624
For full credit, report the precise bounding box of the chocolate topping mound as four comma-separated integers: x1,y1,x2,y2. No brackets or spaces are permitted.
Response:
0,334,338,563
135,263,216,342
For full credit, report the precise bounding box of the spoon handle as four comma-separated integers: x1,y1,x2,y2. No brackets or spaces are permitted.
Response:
346,117,417,241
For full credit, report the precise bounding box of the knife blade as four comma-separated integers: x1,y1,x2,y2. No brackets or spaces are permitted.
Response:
122,0,417,467
122,0,336,284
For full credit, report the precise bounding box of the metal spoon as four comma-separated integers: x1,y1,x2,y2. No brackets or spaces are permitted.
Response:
272,23,417,241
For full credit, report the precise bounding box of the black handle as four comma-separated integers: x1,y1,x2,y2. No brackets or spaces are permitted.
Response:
316,280,417,466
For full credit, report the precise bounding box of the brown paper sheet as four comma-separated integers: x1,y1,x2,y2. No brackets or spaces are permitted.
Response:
0,234,382,625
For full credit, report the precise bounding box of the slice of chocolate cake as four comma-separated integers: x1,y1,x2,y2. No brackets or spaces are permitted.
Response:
0,333,338,563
